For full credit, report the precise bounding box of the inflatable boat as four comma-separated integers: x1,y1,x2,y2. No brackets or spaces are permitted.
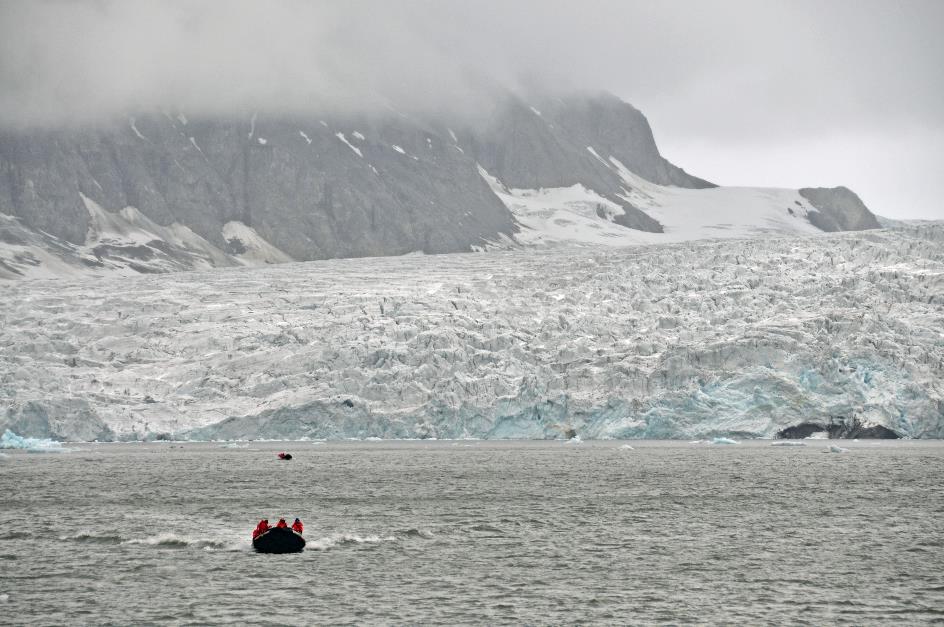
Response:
253,527,306,553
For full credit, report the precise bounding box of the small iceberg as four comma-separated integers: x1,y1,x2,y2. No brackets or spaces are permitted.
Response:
619,444,634,450
711,437,739,445
0,430,72,453
826,444,850,454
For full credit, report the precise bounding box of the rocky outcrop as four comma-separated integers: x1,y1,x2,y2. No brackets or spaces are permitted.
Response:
776,416,901,439
799,187,882,232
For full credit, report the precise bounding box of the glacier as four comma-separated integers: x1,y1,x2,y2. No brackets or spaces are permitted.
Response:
0,225,942,441
0,429,72,452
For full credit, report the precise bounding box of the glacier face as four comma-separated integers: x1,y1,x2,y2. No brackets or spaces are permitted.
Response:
0,226,942,441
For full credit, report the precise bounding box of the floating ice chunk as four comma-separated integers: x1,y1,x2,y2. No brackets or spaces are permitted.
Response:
567,435,583,444
0,429,71,453
352,131,365,141
529,106,542,116
826,444,849,453
392,144,406,154
806,431,829,439
771,441,806,447
257,137,267,145
299,130,312,144
711,437,739,445
619,444,634,450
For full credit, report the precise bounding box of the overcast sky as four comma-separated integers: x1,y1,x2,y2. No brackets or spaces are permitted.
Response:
1,0,941,219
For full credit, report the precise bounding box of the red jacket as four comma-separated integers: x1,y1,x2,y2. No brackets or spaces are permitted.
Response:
252,521,269,539
292,521,304,534
276,519,288,528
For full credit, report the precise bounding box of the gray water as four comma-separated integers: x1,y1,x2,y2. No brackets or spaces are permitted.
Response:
1,440,943,625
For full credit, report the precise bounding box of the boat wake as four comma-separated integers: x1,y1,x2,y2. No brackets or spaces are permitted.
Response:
306,533,396,550
59,531,246,551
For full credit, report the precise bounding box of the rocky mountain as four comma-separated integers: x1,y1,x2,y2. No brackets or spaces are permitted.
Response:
0,91,880,280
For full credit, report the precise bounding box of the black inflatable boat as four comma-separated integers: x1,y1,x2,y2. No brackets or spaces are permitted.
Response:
253,527,306,553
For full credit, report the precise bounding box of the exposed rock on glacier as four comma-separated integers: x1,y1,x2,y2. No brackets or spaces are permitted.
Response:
776,417,899,439
799,187,882,232
0,226,941,441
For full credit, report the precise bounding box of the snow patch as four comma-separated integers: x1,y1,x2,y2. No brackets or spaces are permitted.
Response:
129,117,147,140
335,133,362,158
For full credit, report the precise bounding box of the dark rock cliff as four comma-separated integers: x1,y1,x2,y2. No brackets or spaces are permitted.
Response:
0,91,882,279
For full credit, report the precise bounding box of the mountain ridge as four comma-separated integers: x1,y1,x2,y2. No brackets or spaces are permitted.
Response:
0,91,880,280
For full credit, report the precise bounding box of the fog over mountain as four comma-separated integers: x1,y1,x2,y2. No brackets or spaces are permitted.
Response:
1,0,941,221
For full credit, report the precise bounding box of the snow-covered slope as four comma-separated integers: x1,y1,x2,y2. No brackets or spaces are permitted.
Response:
0,195,294,280
1,226,941,441
480,154,838,248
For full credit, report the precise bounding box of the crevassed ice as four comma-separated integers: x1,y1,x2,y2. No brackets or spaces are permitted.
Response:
0,226,941,441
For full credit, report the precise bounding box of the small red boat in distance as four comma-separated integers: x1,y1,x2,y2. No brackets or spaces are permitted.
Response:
277,452,292,460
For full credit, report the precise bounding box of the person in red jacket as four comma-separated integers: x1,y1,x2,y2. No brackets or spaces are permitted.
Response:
275,517,288,529
252,519,270,539
291,518,304,534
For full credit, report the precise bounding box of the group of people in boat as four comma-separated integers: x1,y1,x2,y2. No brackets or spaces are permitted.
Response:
253,517,303,538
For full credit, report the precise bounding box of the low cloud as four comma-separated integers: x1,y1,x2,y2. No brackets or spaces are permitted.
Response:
1,0,941,218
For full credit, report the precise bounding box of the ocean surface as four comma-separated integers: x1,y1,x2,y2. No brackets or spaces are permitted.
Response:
2,440,943,625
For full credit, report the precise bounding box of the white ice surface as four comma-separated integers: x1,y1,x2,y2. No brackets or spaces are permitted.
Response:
1,226,941,441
